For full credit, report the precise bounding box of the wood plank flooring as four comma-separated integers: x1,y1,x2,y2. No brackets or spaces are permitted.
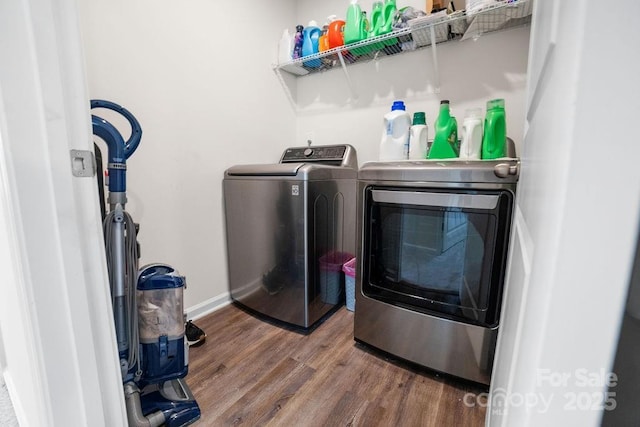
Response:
186,304,488,427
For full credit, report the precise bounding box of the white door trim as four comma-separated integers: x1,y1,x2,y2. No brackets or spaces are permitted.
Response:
0,0,126,425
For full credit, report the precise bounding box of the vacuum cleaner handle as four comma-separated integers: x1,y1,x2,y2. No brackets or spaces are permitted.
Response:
91,99,143,196
91,99,142,159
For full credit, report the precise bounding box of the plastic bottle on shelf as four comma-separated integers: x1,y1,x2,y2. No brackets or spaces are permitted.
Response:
481,99,507,159
321,16,338,67
302,21,322,68
459,108,483,160
368,2,385,50
362,12,371,49
278,29,293,64
408,112,428,160
379,100,412,161
319,16,335,52
328,17,346,49
293,25,304,59
466,0,499,15
428,100,459,159
381,0,397,34
380,0,399,50
344,0,369,55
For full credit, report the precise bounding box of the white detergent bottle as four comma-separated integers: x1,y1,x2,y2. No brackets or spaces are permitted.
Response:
408,112,428,160
379,100,411,161
459,108,483,160
278,28,293,64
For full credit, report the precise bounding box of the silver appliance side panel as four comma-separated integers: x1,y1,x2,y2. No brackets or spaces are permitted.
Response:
224,177,308,327
305,178,357,326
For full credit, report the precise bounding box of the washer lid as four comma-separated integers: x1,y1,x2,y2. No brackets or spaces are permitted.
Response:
225,163,304,176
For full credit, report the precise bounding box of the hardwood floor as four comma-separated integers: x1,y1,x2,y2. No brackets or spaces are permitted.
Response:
186,304,488,427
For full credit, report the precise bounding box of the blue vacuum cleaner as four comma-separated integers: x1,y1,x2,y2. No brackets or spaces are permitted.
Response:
92,99,201,426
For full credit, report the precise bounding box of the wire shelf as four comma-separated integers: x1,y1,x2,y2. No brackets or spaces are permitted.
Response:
275,0,533,77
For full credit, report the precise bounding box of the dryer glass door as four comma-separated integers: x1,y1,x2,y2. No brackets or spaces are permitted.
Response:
363,187,513,327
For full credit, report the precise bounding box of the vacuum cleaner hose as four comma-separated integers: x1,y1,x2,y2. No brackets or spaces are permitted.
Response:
124,382,165,427
103,208,141,377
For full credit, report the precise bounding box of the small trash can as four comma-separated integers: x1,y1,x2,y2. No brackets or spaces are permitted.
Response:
342,258,356,311
319,251,353,305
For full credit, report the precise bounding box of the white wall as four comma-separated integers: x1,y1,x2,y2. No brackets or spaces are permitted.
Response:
77,0,529,311
294,0,530,164
77,0,297,310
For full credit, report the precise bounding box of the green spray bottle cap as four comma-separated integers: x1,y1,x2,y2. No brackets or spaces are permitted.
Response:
412,112,426,125
486,98,505,110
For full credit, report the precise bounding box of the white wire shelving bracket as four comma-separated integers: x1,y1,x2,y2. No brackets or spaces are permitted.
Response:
273,0,533,100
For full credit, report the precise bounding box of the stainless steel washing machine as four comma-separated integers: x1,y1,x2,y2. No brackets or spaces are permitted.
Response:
223,145,357,329
354,159,519,384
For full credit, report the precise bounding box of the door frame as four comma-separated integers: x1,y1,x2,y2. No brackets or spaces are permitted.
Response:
0,0,126,425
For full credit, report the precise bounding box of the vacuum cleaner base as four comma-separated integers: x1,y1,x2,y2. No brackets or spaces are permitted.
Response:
140,378,201,427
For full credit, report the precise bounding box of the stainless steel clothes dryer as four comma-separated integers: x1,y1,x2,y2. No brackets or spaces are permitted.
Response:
354,159,519,384
223,145,357,329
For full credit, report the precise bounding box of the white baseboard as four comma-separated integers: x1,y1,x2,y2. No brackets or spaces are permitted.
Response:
233,277,263,300
185,292,231,321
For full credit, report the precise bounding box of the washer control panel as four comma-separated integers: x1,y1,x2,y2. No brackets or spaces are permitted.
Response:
281,145,347,163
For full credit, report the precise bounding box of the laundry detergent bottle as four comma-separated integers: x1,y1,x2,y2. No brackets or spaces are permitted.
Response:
381,0,399,47
408,112,428,160
379,100,411,161
319,16,335,53
278,29,293,64
368,1,385,50
344,0,368,55
428,100,459,159
328,17,346,49
302,21,322,68
481,98,507,159
459,108,483,160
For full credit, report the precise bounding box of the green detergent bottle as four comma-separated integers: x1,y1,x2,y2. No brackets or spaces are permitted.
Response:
481,98,507,159
428,100,459,159
368,1,385,51
344,0,369,55
380,0,399,47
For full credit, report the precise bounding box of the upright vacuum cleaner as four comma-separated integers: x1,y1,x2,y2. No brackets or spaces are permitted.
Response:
91,99,201,426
